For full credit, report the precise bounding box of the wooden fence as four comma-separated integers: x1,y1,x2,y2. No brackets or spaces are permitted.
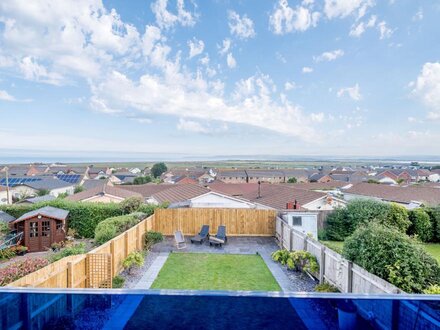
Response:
7,215,154,288
153,208,277,236
276,217,402,294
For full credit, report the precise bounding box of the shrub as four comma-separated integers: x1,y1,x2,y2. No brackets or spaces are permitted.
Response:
426,206,440,242
286,250,319,274
271,249,290,265
151,162,167,178
144,231,164,250
287,177,297,183
122,251,144,274
325,208,350,241
0,248,16,260
0,258,49,286
50,243,86,263
74,186,84,194
315,282,339,293
0,222,9,234
384,203,410,233
0,200,125,238
133,176,152,185
408,208,433,242
120,197,143,214
343,224,440,293
38,189,50,196
423,285,440,294
94,214,142,245
112,275,125,288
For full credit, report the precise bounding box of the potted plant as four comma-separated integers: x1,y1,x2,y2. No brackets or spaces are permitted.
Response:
16,245,28,256
51,242,61,252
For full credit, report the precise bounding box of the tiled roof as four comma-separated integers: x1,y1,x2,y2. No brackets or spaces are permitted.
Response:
344,183,440,206
0,211,15,223
66,184,141,202
20,195,56,204
21,178,73,190
15,206,69,222
119,184,175,197
290,182,348,190
151,184,210,204
81,179,109,191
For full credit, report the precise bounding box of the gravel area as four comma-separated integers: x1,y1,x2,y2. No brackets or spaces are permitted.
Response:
279,264,318,292
120,251,159,288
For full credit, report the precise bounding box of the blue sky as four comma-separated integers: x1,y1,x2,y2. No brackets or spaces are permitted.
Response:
0,0,439,159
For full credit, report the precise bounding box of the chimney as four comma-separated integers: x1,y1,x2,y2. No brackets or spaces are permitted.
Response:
293,199,300,210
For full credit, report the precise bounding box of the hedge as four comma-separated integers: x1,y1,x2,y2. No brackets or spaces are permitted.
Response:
426,206,440,242
0,199,159,238
408,208,433,242
343,223,440,293
94,213,145,245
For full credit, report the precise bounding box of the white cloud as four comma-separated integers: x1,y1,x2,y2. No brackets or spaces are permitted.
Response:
228,11,256,40
218,38,231,56
226,53,237,69
337,84,362,101
188,38,204,58
349,15,376,37
310,112,325,122
276,52,287,64
412,8,423,22
19,57,64,85
151,0,197,29
314,49,344,62
269,0,320,34
284,81,297,91
324,0,374,19
377,21,393,39
302,66,313,73
177,118,228,134
0,90,16,101
411,62,440,120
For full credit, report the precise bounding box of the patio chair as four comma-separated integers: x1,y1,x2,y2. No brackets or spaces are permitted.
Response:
174,230,187,250
190,225,210,244
209,225,227,247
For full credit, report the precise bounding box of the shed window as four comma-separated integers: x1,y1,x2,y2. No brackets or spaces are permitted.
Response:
292,216,302,226
56,222,63,230
29,222,38,237
42,221,50,237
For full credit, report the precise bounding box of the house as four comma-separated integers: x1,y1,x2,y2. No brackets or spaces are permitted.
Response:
11,178,75,199
27,165,49,176
18,195,57,205
217,170,248,183
66,184,142,203
245,170,286,184
81,179,113,191
129,168,142,174
168,191,258,209
342,182,440,208
282,169,312,183
88,166,111,179
308,173,333,183
376,169,412,184
428,172,440,182
10,206,68,252
109,172,138,185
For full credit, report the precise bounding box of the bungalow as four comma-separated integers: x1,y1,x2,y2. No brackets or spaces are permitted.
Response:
11,178,75,199
217,170,248,183
66,184,142,203
308,173,334,183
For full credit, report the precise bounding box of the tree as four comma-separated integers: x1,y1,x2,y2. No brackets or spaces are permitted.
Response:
287,177,297,183
409,208,433,242
120,196,143,214
151,162,167,178
133,176,152,185
426,206,440,242
396,178,405,184
343,223,440,293
74,185,84,194
384,203,410,233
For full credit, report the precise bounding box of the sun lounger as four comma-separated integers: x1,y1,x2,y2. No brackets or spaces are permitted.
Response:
190,225,209,244
209,225,227,247
174,230,187,249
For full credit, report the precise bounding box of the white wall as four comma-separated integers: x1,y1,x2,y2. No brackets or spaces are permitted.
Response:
281,211,318,239
190,192,256,209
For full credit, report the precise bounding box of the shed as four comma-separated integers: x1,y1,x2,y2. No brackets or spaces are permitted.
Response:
10,206,69,252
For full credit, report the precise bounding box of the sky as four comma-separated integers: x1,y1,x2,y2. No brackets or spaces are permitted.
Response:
0,0,439,160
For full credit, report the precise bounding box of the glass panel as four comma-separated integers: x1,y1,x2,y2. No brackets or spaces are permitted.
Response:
292,216,302,226
29,222,38,237
42,221,50,237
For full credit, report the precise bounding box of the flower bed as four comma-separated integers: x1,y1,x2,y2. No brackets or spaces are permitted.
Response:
0,258,49,286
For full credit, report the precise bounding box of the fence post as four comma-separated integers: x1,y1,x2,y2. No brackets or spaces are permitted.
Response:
289,228,293,252
67,261,73,288
319,246,325,283
280,221,284,248
125,232,129,257
347,261,353,293
303,235,308,251
136,226,141,250
110,241,116,277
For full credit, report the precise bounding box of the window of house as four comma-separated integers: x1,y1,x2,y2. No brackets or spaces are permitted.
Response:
42,221,50,237
29,222,38,237
292,216,302,226
56,222,63,230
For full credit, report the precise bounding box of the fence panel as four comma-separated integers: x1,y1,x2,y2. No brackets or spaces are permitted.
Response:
153,208,276,236
86,254,112,288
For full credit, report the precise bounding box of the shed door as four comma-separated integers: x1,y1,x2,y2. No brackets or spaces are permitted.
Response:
28,221,40,252
40,220,51,250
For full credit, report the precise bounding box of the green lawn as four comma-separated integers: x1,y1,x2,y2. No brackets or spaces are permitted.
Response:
151,253,281,291
320,240,440,264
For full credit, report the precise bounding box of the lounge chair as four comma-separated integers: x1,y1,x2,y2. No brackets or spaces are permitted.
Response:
209,225,227,247
174,230,187,250
190,225,209,244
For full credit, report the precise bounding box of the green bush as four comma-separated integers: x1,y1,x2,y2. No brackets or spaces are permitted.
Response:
50,243,86,263
286,250,319,274
271,249,290,265
426,206,440,242
145,231,163,250
133,176,152,185
423,284,440,294
0,200,124,238
343,223,440,293
123,251,144,274
0,248,16,260
287,177,297,183
0,222,9,234
315,282,339,293
408,208,433,242
151,162,167,178
384,203,410,233
325,208,350,241
74,186,84,194
94,214,143,245
112,275,125,288
120,197,143,214
137,203,160,215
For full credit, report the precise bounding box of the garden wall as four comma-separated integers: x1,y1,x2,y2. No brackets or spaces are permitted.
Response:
153,208,276,236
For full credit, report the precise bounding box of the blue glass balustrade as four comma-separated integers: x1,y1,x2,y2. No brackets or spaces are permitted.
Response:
0,289,438,329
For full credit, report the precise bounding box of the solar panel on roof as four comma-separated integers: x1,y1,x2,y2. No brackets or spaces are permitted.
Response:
0,177,42,187
56,174,81,184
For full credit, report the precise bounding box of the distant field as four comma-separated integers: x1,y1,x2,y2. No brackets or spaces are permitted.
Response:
321,240,440,264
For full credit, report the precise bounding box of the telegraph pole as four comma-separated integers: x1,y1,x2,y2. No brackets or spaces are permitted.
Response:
5,166,10,205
